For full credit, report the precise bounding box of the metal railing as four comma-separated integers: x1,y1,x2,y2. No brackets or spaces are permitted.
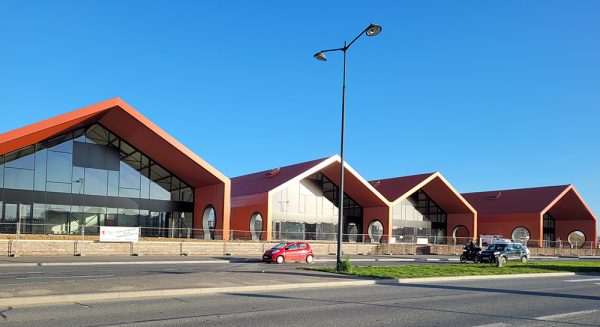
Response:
1,222,597,249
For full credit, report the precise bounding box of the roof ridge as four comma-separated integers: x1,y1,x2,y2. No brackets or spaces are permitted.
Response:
462,184,570,195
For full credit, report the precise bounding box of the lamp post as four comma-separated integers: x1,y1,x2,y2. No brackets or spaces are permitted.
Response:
314,23,382,271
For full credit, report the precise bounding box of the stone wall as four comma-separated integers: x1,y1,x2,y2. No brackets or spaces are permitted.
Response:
2,239,598,257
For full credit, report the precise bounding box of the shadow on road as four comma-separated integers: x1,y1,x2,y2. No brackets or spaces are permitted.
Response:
386,282,600,302
223,283,600,326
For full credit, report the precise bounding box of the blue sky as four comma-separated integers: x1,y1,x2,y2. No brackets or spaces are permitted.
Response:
1,1,598,223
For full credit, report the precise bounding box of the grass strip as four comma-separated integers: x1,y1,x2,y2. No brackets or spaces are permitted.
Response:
306,261,600,279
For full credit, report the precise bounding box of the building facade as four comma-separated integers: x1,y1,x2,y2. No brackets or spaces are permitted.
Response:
463,185,598,248
370,172,478,244
231,156,390,242
0,98,230,239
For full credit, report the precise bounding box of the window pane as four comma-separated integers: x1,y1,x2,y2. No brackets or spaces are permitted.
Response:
72,167,84,193
108,171,119,196
4,167,34,190
85,125,110,145
105,208,118,226
118,208,139,226
0,156,4,188
84,168,108,196
5,146,35,169
47,181,71,193
119,187,140,198
150,181,171,200
34,149,46,191
46,151,72,183
119,162,140,190
140,168,150,199
47,204,70,234
47,134,73,153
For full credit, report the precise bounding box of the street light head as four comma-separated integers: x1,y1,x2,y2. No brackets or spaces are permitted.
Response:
365,23,382,37
313,52,327,61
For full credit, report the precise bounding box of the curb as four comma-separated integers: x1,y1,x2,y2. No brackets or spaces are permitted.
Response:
0,256,577,268
0,280,378,307
394,272,576,284
0,258,455,267
0,272,577,307
0,260,233,268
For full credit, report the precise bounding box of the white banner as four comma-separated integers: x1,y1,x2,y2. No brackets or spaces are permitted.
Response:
99,226,140,243
416,238,429,245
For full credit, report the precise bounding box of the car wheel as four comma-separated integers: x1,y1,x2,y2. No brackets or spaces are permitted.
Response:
276,255,284,264
497,256,507,268
460,254,466,263
520,256,528,264
306,254,314,264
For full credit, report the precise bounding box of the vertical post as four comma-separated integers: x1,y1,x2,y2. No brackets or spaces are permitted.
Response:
14,209,21,257
80,224,85,256
336,42,347,271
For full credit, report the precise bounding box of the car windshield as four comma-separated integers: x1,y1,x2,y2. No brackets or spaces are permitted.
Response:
273,243,287,249
487,244,507,251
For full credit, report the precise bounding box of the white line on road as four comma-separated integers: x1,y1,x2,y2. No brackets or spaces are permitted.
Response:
41,260,229,266
535,309,600,321
315,258,418,262
16,275,115,280
564,277,600,282
471,323,510,327
0,272,43,275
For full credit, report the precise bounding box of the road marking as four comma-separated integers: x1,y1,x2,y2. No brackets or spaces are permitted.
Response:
471,323,511,327
0,272,43,275
564,277,600,282
41,260,228,266
16,274,115,280
315,258,417,262
535,309,600,321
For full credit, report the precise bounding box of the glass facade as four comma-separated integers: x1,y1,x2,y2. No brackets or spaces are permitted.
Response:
0,124,194,237
271,172,363,241
391,190,447,241
543,213,555,243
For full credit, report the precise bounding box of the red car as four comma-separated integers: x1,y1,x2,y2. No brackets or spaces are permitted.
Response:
262,242,315,264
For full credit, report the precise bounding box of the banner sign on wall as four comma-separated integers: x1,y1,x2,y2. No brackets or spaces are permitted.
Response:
416,238,429,245
99,226,140,243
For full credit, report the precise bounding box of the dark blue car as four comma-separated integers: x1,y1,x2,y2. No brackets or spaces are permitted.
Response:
479,242,530,267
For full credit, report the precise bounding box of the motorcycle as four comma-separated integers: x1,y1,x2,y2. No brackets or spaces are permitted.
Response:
460,247,481,263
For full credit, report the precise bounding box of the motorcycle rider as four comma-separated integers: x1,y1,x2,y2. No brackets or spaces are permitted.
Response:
465,240,477,257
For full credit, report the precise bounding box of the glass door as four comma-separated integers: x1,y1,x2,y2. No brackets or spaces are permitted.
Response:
2,203,32,235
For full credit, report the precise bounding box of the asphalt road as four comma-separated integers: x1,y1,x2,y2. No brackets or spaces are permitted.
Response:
2,275,599,326
0,256,576,290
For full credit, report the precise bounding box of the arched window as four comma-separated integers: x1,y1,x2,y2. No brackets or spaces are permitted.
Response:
511,226,530,245
452,225,470,243
368,220,384,243
568,231,585,248
249,212,263,241
202,206,216,240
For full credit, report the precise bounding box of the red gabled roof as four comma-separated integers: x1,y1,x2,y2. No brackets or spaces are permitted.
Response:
369,173,436,202
231,157,331,197
0,98,229,187
231,156,389,207
462,185,570,215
